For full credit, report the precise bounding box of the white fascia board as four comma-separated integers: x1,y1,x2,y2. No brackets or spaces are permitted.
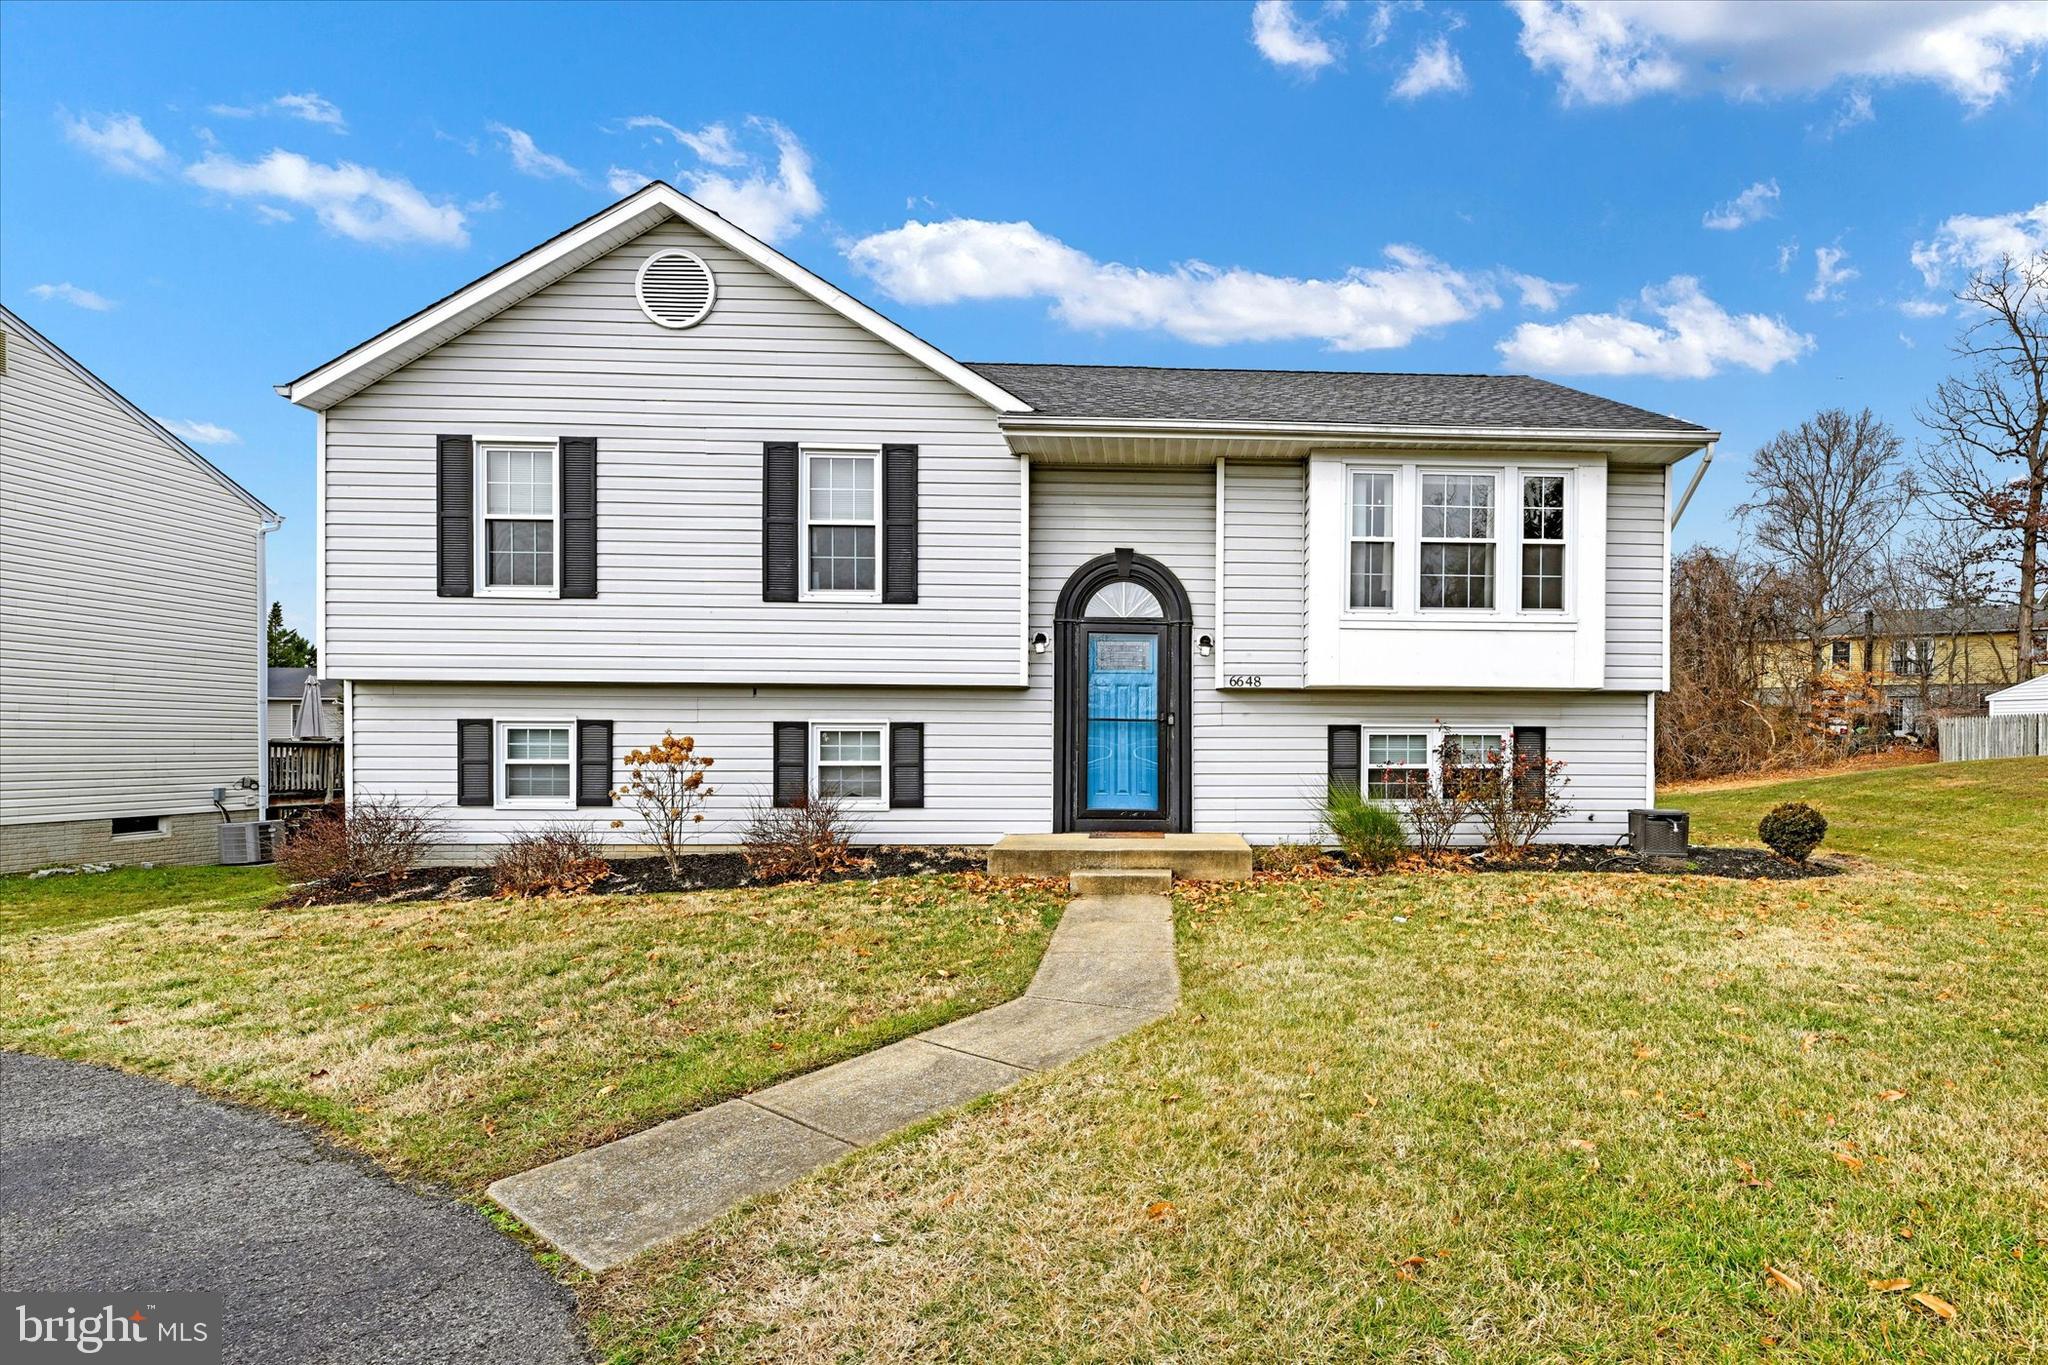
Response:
279,182,1029,415
1000,414,1717,458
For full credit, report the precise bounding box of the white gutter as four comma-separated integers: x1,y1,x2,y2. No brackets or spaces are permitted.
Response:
1669,441,1716,528
1000,413,1720,447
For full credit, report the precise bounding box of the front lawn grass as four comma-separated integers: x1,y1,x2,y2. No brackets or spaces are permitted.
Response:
587,760,2047,1362
0,873,1063,1191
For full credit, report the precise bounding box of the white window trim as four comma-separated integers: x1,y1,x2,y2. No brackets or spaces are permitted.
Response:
799,444,884,603
1363,729,1433,805
1345,466,1398,613
475,438,561,598
1336,460,1579,626
496,717,577,810
1517,471,1571,615
809,719,890,811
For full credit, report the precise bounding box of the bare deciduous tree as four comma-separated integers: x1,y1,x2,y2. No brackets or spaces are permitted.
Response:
1739,407,1916,680
1658,546,1809,778
1918,250,2048,680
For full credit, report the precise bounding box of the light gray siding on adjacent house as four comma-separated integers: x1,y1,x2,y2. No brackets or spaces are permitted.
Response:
0,313,266,862
320,219,1023,686
1605,464,1668,688
1218,460,1306,687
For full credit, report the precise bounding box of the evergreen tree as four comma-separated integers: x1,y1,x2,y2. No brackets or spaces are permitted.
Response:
267,601,316,668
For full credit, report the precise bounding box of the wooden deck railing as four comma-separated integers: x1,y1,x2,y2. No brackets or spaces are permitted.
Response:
270,740,344,800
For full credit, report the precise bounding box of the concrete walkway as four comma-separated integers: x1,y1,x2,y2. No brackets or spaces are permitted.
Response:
1,1052,584,1365
489,869,1178,1272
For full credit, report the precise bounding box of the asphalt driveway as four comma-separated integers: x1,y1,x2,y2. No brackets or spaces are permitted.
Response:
0,1053,584,1364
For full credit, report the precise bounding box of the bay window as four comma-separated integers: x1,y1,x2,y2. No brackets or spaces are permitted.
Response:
803,448,879,596
1419,472,1496,610
480,444,558,591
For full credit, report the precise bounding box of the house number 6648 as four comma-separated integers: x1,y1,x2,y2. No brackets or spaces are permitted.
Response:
1227,674,1264,687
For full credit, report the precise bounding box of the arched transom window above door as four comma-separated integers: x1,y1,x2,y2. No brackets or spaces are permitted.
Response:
1082,581,1164,620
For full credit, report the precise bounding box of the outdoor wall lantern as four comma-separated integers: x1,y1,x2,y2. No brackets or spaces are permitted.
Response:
1197,634,1214,657
1031,631,1050,654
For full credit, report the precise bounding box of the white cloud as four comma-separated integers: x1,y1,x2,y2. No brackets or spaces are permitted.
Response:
681,118,822,242
1805,245,1858,302
1776,239,1800,273
1817,89,1876,137
1392,36,1468,99
1252,0,1342,74
185,150,468,247
1497,275,1812,378
1898,331,1915,349
1701,179,1779,231
1910,201,2048,286
62,111,172,177
622,116,747,166
607,166,651,196
845,217,1506,350
212,92,347,131
252,204,294,225
157,418,240,446
489,123,580,180
1509,0,2048,109
1897,297,1949,319
29,282,116,311
1507,272,1575,312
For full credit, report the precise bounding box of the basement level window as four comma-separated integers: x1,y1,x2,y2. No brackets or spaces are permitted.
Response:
110,815,164,838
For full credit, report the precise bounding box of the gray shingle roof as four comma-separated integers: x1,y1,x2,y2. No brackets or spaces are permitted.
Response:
967,362,1709,434
268,667,341,702
1819,606,2022,638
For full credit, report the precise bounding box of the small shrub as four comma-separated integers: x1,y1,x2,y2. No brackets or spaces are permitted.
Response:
740,793,867,882
611,732,715,877
275,796,439,890
1322,785,1406,873
1404,737,1479,861
1254,841,1334,875
1467,745,1575,861
1758,801,1827,861
491,825,610,897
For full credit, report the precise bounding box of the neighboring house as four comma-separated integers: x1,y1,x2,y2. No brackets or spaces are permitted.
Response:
279,183,1713,854
267,666,344,741
1,306,279,873
1756,606,2034,732
1986,674,2048,717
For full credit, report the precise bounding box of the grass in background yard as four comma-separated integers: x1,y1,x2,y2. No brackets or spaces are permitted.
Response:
0,873,1061,1190
588,760,2047,1362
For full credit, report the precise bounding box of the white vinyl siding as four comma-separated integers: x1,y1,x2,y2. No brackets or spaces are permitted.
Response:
1605,464,1667,688
0,316,266,837
1217,460,1305,687
320,219,1021,685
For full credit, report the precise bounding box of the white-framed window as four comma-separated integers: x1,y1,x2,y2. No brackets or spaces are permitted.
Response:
1519,474,1567,611
1441,730,1507,797
1419,471,1497,610
802,447,880,597
1891,637,1932,677
1347,469,1395,610
812,722,887,808
478,442,559,594
1365,732,1431,802
498,721,574,806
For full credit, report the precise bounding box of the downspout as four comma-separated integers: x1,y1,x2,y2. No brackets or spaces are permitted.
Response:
256,515,282,820
1669,441,1715,529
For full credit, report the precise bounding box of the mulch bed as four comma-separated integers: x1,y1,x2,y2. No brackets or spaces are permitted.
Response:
280,846,989,907
1461,843,1840,880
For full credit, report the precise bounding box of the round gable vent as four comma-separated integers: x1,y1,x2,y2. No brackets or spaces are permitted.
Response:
635,249,716,329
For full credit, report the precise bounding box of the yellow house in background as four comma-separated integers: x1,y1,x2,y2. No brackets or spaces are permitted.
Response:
1756,606,2039,732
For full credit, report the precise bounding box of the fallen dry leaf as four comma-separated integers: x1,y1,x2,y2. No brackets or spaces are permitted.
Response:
1876,1089,1908,1103
1867,1278,1913,1293
1833,1151,1866,1172
1144,1200,1176,1221
1765,1266,1805,1297
1911,1292,1957,1322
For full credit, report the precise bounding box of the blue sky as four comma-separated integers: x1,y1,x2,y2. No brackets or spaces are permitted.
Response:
4,0,2045,632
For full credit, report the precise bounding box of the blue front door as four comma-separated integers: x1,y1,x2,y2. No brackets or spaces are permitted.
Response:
1085,631,1161,813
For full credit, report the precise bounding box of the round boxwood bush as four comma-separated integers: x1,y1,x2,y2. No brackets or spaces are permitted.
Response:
1758,801,1827,862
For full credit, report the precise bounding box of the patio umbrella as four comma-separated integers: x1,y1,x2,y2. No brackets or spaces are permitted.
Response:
294,672,328,740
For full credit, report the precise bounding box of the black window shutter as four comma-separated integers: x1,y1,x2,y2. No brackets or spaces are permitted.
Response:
1512,726,1547,806
889,723,925,808
559,436,597,599
762,442,800,602
576,719,613,807
457,719,493,806
882,443,919,604
1328,725,1361,797
772,721,808,807
437,436,475,597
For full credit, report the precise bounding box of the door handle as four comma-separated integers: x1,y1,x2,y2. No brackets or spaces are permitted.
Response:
1164,710,1176,728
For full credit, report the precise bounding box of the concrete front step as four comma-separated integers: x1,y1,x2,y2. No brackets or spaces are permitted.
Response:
1072,868,1172,897
989,833,1251,881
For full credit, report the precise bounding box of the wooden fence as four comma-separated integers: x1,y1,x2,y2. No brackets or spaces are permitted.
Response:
270,740,344,800
1938,714,2048,761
